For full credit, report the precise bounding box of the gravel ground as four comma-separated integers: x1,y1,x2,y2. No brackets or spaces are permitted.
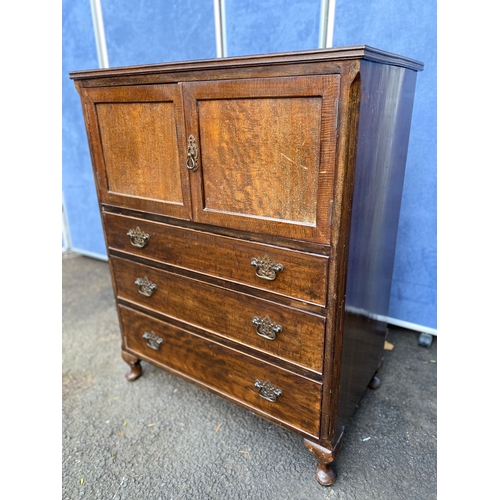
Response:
62,254,437,499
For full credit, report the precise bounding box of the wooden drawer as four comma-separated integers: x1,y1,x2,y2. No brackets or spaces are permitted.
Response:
119,305,322,437
104,212,328,306
111,256,325,373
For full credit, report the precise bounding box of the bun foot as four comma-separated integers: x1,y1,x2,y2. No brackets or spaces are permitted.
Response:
304,439,338,486
315,462,337,486
368,375,381,390
122,352,142,381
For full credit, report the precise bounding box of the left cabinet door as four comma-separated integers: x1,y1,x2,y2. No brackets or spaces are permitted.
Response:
81,85,192,220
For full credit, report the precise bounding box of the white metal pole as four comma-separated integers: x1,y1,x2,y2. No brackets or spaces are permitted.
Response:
62,196,72,252
213,0,227,57
319,0,336,48
89,0,109,68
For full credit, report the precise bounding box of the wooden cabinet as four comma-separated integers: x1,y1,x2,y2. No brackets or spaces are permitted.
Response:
70,45,423,486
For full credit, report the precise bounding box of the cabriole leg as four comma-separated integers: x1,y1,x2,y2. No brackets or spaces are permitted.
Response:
122,351,142,381
304,439,337,486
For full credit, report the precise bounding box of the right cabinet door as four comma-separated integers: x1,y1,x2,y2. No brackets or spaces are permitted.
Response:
182,75,340,244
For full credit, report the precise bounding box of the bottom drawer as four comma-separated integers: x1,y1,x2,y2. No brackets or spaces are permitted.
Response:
119,305,322,437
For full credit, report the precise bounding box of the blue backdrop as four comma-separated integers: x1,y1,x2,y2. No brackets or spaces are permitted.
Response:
62,0,436,331
62,0,103,255
333,0,437,330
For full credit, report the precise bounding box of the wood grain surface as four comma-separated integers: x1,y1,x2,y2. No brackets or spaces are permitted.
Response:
182,75,340,243
111,255,326,373
103,212,329,307
119,305,322,437
81,85,192,220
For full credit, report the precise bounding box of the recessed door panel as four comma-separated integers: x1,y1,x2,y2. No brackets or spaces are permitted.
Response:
82,85,192,220
198,96,322,223
182,76,340,243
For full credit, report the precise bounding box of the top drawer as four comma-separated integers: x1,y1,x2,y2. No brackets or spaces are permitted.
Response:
103,212,328,307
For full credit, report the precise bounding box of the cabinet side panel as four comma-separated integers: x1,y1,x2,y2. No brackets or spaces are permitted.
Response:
337,62,418,428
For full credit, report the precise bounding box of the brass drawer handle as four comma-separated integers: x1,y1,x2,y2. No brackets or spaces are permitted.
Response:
142,331,163,350
250,254,284,281
186,134,199,171
127,226,149,248
254,380,282,402
135,276,157,297
252,315,282,340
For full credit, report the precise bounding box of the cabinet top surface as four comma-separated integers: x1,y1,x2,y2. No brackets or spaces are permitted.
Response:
69,45,423,81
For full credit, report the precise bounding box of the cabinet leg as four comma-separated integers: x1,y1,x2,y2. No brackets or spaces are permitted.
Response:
304,439,337,486
368,374,381,390
122,351,142,381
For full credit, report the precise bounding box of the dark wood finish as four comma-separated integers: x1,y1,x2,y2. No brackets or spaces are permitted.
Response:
368,375,382,390
110,255,326,372
70,45,423,86
70,47,422,486
335,62,419,435
304,438,342,486
103,205,331,255
121,351,142,381
103,212,329,306
119,305,322,436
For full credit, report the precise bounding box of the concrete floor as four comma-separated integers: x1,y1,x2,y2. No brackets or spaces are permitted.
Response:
62,253,437,499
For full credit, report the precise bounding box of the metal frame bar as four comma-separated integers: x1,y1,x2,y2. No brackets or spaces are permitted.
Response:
213,0,227,57
62,195,72,252
385,316,437,336
90,0,109,68
346,306,437,336
319,0,336,48
70,248,109,261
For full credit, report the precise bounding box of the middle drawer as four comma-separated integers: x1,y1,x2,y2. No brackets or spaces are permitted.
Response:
110,256,325,373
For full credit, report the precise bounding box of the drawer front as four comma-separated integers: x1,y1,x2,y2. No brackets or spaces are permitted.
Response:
111,256,325,373
104,212,328,306
119,305,322,437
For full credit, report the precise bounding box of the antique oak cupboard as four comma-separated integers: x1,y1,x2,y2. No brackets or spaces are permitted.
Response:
70,46,423,486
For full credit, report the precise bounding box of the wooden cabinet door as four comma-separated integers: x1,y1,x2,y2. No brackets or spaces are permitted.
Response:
81,85,192,220
182,76,340,243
